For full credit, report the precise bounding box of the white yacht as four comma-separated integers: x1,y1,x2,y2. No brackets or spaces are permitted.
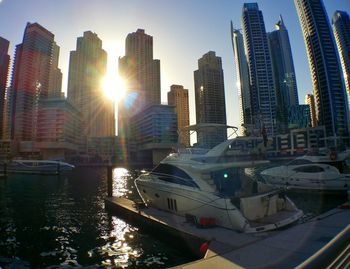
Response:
260,150,350,191
135,137,303,233
7,160,75,175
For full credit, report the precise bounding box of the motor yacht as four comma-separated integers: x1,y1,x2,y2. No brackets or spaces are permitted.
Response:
135,137,303,233
260,150,350,191
6,160,75,175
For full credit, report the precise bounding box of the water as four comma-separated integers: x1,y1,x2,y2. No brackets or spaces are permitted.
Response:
0,165,347,268
0,168,195,268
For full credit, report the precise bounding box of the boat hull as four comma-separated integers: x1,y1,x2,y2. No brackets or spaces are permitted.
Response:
261,169,350,192
135,176,302,233
6,161,74,175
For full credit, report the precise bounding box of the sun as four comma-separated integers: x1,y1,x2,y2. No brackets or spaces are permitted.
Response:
102,73,127,102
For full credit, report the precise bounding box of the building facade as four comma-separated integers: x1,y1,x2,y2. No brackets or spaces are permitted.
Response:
194,51,227,148
241,3,277,136
231,23,252,134
268,16,299,134
36,97,83,160
288,105,311,129
129,105,178,165
118,29,161,138
305,94,317,127
48,42,63,98
10,23,55,141
67,31,114,137
295,0,349,145
0,37,10,139
332,10,350,104
167,84,190,147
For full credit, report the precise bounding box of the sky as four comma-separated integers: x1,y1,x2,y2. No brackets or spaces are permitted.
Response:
0,0,349,133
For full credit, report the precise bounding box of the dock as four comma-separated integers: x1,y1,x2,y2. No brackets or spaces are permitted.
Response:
105,197,350,268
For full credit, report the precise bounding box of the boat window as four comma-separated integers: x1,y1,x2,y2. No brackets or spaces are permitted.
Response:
287,159,312,166
293,166,324,173
151,164,198,188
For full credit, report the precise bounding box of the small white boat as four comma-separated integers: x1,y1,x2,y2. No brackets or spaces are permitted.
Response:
135,136,303,233
260,150,350,192
7,160,75,175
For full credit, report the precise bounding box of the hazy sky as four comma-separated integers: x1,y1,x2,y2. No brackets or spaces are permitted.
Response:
0,0,349,132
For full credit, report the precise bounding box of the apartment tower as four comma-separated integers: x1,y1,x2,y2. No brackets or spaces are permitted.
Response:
167,84,190,147
241,3,277,136
118,29,161,138
67,31,114,137
0,37,10,139
10,23,55,141
295,0,349,144
194,51,227,148
332,11,350,103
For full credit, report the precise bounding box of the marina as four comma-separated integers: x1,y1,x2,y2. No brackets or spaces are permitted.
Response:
105,197,350,269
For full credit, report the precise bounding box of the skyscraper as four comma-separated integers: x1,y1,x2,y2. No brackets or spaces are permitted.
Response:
67,31,114,137
194,51,227,148
295,0,349,144
0,37,10,139
305,94,317,127
167,84,190,147
332,11,350,103
230,22,252,134
48,42,63,98
10,23,55,141
241,3,277,136
268,16,299,133
118,29,161,137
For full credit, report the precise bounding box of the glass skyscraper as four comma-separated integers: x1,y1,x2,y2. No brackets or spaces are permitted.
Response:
231,22,252,134
268,16,299,134
295,0,349,144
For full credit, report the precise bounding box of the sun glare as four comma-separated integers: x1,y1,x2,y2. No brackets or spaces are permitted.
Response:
102,73,127,102
102,40,126,103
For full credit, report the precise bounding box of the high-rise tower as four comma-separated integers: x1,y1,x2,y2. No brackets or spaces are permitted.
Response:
332,11,350,104
67,31,114,137
167,84,190,147
194,51,227,148
0,37,10,139
230,22,252,134
241,3,277,136
10,23,55,141
48,42,63,98
295,0,349,144
305,94,317,128
118,29,161,137
268,16,299,133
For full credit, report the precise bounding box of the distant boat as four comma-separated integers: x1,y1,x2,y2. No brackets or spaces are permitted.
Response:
7,160,75,175
260,150,350,192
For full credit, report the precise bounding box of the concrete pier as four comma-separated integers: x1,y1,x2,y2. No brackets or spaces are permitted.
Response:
105,197,350,268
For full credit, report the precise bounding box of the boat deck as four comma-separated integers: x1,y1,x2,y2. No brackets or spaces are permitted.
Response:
105,197,350,268
248,210,299,227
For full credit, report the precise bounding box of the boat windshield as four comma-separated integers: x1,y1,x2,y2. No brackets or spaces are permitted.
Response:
210,168,258,197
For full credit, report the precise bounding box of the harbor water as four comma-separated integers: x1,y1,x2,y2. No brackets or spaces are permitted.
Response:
0,165,347,268
0,168,195,268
